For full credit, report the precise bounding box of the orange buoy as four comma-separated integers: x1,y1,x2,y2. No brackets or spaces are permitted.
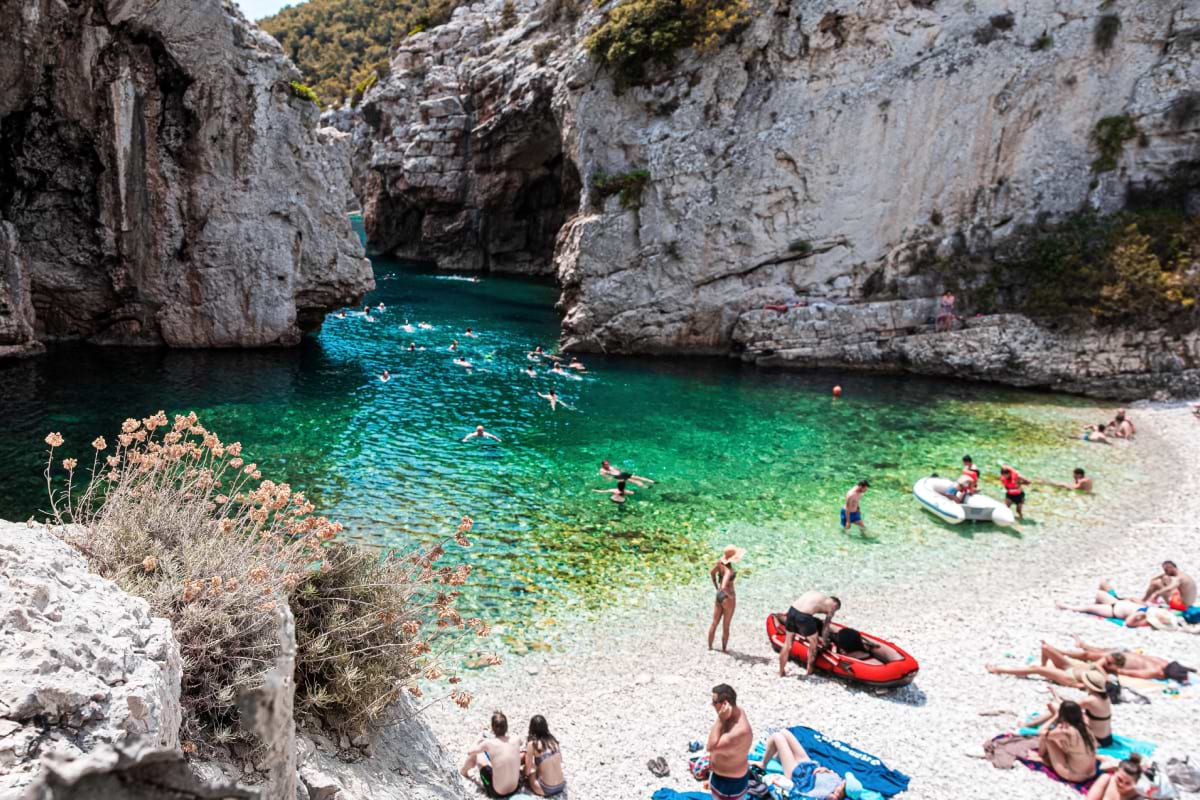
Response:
833,385,842,397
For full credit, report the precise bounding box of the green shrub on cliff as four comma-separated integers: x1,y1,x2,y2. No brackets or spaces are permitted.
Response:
289,81,321,106
1091,114,1138,173
45,414,491,746
262,0,462,107
585,0,749,87
592,168,651,209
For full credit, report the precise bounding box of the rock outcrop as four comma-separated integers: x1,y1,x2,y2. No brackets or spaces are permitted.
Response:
359,0,1200,397
0,521,469,800
0,522,182,797
0,0,373,352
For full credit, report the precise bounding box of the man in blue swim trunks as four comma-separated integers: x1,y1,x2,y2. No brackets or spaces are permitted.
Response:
840,480,869,535
707,684,753,800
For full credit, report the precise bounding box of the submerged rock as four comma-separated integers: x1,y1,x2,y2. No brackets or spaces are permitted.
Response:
0,0,373,351
358,0,1200,397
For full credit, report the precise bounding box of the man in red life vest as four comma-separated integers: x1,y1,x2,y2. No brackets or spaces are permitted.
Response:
961,456,980,491
999,465,1032,521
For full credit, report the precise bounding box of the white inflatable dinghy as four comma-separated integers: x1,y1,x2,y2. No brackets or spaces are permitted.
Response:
913,476,1015,526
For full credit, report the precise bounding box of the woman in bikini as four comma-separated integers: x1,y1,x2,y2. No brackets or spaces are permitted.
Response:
707,545,744,652
1021,668,1113,748
523,715,565,797
751,729,846,800
1055,588,1153,628
1036,701,1098,783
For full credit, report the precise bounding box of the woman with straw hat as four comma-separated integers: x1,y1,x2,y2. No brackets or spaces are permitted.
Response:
708,545,745,652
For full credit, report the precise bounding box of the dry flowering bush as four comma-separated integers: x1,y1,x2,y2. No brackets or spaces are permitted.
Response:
44,413,490,745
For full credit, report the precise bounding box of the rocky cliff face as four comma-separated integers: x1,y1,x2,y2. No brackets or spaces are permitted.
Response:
0,0,373,352
1,521,469,800
360,0,1200,397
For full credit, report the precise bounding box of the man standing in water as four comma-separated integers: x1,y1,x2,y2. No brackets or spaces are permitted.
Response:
779,591,841,678
706,684,752,800
841,480,869,535
999,465,1031,520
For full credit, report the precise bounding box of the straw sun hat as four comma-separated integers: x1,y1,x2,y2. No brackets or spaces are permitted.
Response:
1146,607,1181,631
720,545,746,565
1078,667,1108,694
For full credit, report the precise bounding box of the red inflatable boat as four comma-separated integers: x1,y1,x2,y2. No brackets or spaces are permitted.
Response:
766,613,919,688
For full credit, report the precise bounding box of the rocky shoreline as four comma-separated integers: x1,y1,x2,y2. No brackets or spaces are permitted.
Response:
425,404,1200,799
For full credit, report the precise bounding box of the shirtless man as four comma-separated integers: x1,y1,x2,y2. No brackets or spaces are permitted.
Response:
537,389,562,410
1143,560,1196,610
1108,408,1135,438
453,358,473,370
567,357,586,371
779,591,840,678
527,345,544,361
379,369,391,383
841,480,869,535
1058,636,1194,684
1040,468,1093,493
462,425,501,443
524,366,537,378
593,480,633,504
707,684,753,800
1082,424,1110,444
465,327,478,338
461,711,521,798
600,459,655,488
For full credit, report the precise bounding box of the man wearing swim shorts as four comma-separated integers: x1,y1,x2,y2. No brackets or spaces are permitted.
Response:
707,684,753,800
461,711,521,798
999,465,1031,520
1143,560,1197,610
840,480,869,535
779,591,841,678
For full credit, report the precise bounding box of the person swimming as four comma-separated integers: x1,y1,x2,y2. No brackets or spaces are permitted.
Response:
593,479,633,504
379,369,391,383
465,327,478,338
1082,424,1110,444
525,366,537,378
408,343,416,352
335,311,347,319
537,389,560,410
419,321,433,329
376,302,386,312
462,425,501,443
454,358,473,370
402,321,416,333
567,358,586,371
449,340,458,351
599,460,655,488
550,362,581,380
528,345,544,361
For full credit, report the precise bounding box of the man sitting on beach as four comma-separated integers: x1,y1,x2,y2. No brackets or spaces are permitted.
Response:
779,591,840,678
1143,560,1196,610
460,711,521,798
1052,636,1195,684
1108,408,1136,438
707,684,753,800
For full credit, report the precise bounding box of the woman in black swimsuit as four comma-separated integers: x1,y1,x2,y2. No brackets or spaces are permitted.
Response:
707,545,744,652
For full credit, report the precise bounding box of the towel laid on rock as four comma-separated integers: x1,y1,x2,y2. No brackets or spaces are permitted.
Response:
786,726,910,797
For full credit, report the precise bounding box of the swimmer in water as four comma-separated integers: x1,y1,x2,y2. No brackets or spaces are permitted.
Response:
600,460,655,488
402,322,416,333
527,345,544,361
453,358,473,370
335,311,347,319
365,314,376,323
376,302,386,312
525,366,537,378
537,389,561,410
594,480,633,504
449,340,458,351
465,327,478,338
362,306,371,315
568,357,586,371
462,425,501,443
1038,468,1093,493
379,369,391,383
408,343,416,352
419,321,433,329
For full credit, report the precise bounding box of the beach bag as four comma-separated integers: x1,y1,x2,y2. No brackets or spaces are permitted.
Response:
1183,607,1200,625
688,755,710,781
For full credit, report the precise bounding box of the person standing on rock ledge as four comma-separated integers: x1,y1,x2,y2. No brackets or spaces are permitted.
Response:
706,684,753,800
841,480,869,536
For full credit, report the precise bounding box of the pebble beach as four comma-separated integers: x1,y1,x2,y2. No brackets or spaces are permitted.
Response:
427,404,1200,800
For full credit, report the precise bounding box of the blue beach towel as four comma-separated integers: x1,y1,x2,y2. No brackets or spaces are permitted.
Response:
652,790,712,800
787,726,910,797
1015,727,1156,760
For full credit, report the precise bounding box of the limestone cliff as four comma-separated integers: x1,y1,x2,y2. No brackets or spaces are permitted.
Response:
360,0,1200,397
0,0,373,352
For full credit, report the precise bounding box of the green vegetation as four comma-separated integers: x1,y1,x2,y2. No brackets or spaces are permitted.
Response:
289,81,321,106
349,72,378,108
989,12,1014,30
938,209,1200,330
584,0,749,87
592,168,651,210
1091,114,1138,173
788,238,813,255
262,0,462,107
46,414,486,744
1031,31,1052,51
499,0,518,29
1094,13,1120,52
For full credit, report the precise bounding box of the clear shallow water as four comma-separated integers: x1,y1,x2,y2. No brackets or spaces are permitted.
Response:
0,220,1125,646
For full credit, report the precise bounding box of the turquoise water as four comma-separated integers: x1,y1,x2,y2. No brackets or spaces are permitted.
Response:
0,220,1120,643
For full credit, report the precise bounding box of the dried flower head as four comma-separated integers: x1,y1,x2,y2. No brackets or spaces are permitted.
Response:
408,684,423,699
61,458,78,471
229,458,244,469
45,432,64,448
485,653,503,666
248,566,270,583
142,556,157,572
92,436,107,451
450,690,473,709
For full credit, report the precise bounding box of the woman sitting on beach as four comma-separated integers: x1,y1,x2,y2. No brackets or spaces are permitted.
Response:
708,545,744,652
1087,754,1144,800
752,729,846,800
1026,671,1113,748
524,715,565,797
1035,701,1098,783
